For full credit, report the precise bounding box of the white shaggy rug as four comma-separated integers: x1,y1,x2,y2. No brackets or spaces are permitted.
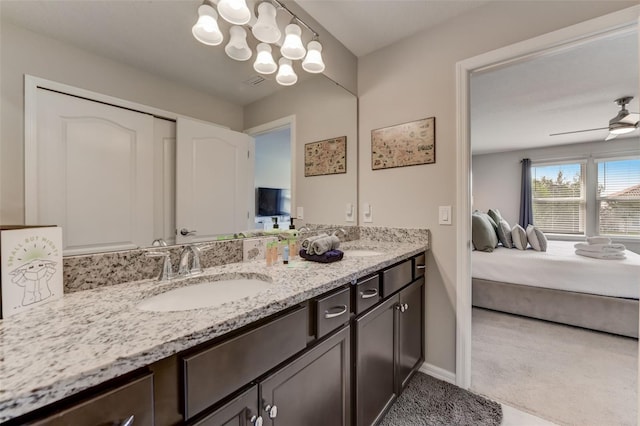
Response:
471,308,637,426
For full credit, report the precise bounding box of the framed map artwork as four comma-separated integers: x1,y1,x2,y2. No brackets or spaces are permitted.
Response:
371,117,435,170
304,136,347,177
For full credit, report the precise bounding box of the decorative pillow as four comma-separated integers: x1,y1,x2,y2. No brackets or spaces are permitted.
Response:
526,225,548,252
511,224,528,250
496,219,513,248
472,212,499,252
474,210,497,230
487,209,502,226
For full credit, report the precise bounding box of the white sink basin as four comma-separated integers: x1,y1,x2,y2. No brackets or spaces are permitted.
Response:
138,278,271,312
344,249,384,257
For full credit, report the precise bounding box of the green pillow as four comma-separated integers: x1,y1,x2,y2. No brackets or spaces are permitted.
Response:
487,209,502,227
472,212,499,252
496,219,513,248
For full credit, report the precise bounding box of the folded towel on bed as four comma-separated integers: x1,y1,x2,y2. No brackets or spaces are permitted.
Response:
575,249,626,260
307,235,341,255
299,249,344,263
301,233,328,250
586,236,612,245
573,242,626,253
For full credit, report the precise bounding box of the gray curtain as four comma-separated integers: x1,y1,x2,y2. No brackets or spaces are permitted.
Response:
519,158,534,228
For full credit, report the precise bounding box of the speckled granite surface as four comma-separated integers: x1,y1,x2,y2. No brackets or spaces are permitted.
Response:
0,237,428,422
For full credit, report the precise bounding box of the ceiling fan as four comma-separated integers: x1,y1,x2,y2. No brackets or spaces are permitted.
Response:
550,96,639,141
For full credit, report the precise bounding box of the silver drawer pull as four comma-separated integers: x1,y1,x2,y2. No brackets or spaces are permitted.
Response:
360,289,378,299
416,265,426,270
324,305,348,319
121,415,135,426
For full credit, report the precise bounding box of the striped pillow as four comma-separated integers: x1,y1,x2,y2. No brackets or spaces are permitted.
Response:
511,224,528,250
526,225,547,252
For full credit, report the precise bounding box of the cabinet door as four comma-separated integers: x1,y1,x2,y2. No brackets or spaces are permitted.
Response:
397,277,425,391
260,326,350,426
193,385,260,426
354,296,398,426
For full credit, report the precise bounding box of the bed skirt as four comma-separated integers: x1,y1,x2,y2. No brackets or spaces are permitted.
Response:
472,278,639,338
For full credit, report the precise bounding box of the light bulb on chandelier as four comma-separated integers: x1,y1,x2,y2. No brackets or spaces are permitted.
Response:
217,0,251,25
276,58,297,86
252,2,281,44
254,43,277,74
192,4,223,46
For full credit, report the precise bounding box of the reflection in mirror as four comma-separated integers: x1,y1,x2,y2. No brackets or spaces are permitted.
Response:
0,1,357,255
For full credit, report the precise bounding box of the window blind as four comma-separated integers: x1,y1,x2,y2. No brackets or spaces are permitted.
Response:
531,163,585,234
597,158,640,236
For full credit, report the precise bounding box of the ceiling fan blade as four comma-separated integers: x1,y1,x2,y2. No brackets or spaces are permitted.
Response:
620,113,639,124
550,127,608,136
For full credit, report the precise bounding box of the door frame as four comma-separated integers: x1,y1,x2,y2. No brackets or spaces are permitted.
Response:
455,6,640,389
245,115,297,223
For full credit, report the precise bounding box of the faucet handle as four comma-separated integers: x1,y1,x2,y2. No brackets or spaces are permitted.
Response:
146,251,174,282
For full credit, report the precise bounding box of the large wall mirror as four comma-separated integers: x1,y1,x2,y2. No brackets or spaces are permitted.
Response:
0,1,357,255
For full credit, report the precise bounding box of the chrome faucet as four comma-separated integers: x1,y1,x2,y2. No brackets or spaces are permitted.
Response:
178,244,203,277
146,251,174,282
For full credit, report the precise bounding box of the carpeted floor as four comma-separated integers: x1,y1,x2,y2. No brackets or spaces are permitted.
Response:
472,307,638,426
379,372,502,426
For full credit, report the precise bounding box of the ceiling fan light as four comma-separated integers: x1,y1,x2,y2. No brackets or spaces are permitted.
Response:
302,40,325,73
192,4,223,46
253,43,277,74
252,2,281,44
217,0,251,25
281,24,306,60
276,58,297,86
225,26,252,61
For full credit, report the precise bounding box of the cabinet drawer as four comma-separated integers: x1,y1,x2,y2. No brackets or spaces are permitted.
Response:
354,274,380,315
413,253,426,279
30,373,154,426
183,306,308,420
381,259,413,297
315,287,351,339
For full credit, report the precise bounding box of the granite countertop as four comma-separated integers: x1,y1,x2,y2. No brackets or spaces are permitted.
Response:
0,239,426,422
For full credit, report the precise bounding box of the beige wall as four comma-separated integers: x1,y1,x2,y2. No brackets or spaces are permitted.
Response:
357,1,637,374
244,77,358,226
0,21,243,224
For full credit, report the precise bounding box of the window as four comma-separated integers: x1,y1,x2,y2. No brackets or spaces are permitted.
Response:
531,163,585,234
597,158,640,236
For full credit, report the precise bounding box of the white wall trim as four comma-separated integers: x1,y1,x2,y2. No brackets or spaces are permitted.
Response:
419,362,456,385
455,5,639,390
245,115,297,219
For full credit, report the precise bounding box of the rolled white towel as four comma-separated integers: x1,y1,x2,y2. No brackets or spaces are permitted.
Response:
301,233,328,250
575,249,626,260
573,242,626,253
586,236,611,245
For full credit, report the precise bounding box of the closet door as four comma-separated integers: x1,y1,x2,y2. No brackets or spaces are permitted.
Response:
176,117,254,244
31,89,154,254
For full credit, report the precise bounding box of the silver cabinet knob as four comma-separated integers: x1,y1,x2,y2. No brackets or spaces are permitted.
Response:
121,415,135,426
179,228,197,236
403,303,409,311
268,405,278,419
395,303,408,313
250,415,263,426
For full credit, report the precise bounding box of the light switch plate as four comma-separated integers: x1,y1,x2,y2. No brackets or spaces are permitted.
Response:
345,203,355,222
439,206,452,225
296,207,304,219
363,203,373,223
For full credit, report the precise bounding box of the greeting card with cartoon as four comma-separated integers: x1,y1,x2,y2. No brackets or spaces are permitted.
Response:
1,226,63,318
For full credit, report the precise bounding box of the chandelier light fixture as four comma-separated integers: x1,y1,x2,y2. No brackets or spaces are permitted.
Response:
192,0,325,86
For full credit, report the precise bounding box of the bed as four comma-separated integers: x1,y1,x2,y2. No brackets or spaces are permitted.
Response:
472,240,640,338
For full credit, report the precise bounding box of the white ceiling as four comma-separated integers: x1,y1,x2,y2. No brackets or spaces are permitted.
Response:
295,0,488,57
471,29,639,154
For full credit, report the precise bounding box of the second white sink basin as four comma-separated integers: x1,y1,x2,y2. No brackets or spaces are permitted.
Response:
138,278,271,312
344,249,384,257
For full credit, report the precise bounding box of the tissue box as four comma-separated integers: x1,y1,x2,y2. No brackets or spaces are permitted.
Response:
0,226,63,318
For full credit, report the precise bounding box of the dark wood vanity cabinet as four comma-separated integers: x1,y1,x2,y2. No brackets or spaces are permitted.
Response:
354,257,425,426
192,385,260,426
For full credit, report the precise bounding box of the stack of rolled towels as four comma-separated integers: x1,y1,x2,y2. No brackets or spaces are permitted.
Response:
574,236,626,260
299,233,344,263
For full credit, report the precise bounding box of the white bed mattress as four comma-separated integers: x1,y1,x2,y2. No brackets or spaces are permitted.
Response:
472,240,640,299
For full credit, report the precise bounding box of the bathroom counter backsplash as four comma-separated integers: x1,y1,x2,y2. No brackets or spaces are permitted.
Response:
62,226,429,293
0,234,428,422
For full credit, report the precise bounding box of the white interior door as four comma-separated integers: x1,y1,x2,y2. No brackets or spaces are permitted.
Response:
176,117,254,244
32,89,154,254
